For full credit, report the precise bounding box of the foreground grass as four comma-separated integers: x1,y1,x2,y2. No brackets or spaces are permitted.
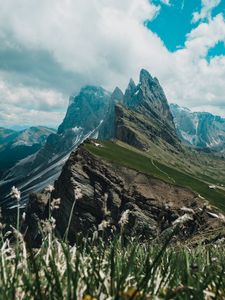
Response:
85,141,225,212
1,229,225,300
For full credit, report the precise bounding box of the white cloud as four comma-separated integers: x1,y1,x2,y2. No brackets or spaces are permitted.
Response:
0,0,160,87
0,77,67,127
0,78,67,111
192,0,221,23
165,14,225,114
0,104,65,128
0,0,224,127
187,14,225,58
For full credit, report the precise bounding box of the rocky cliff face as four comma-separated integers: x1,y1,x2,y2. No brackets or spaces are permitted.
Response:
115,70,180,150
58,86,111,134
171,104,225,153
45,141,224,244
0,87,112,206
124,70,175,128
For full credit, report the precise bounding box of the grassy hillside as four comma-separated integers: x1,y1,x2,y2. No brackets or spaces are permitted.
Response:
85,141,225,212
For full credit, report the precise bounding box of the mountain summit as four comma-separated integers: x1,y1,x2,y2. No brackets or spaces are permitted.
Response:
58,86,111,134
115,69,180,150
124,69,174,127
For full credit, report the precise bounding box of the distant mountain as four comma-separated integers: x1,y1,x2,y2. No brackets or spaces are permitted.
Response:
0,128,18,144
170,104,225,153
0,127,56,177
0,86,112,205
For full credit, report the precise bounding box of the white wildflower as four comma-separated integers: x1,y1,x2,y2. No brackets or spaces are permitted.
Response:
119,210,130,227
12,228,23,242
75,186,83,200
10,186,21,202
41,217,56,234
98,220,109,231
51,198,61,210
45,185,55,193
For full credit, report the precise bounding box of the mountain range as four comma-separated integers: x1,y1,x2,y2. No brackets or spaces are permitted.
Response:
19,69,225,245
1,69,225,216
0,126,55,178
171,104,225,154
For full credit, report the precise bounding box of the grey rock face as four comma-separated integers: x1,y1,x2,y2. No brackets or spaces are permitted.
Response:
171,103,225,152
124,69,175,128
44,143,223,243
111,87,124,103
0,87,112,206
58,86,111,134
116,69,180,149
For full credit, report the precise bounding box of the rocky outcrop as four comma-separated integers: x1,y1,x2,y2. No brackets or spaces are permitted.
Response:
46,142,224,244
23,191,50,247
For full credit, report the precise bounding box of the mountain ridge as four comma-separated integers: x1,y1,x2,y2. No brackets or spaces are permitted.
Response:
1,69,225,211
0,126,56,178
171,103,225,153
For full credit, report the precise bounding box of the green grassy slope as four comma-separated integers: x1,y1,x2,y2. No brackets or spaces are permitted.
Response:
85,141,225,211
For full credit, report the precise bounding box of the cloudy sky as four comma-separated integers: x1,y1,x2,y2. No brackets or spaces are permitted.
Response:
0,0,225,129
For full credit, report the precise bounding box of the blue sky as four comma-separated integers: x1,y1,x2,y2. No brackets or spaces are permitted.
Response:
149,0,225,56
149,0,202,51
0,0,224,128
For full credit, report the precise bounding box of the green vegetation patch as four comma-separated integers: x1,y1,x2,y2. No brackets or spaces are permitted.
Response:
85,141,225,211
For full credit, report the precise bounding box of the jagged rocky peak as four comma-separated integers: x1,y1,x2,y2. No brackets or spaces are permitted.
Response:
123,69,174,127
128,78,137,91
58,85,111,134
115,69,180,150
139,68,154,84
123,69,176,127
111,87,124,103
123,79,138,107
